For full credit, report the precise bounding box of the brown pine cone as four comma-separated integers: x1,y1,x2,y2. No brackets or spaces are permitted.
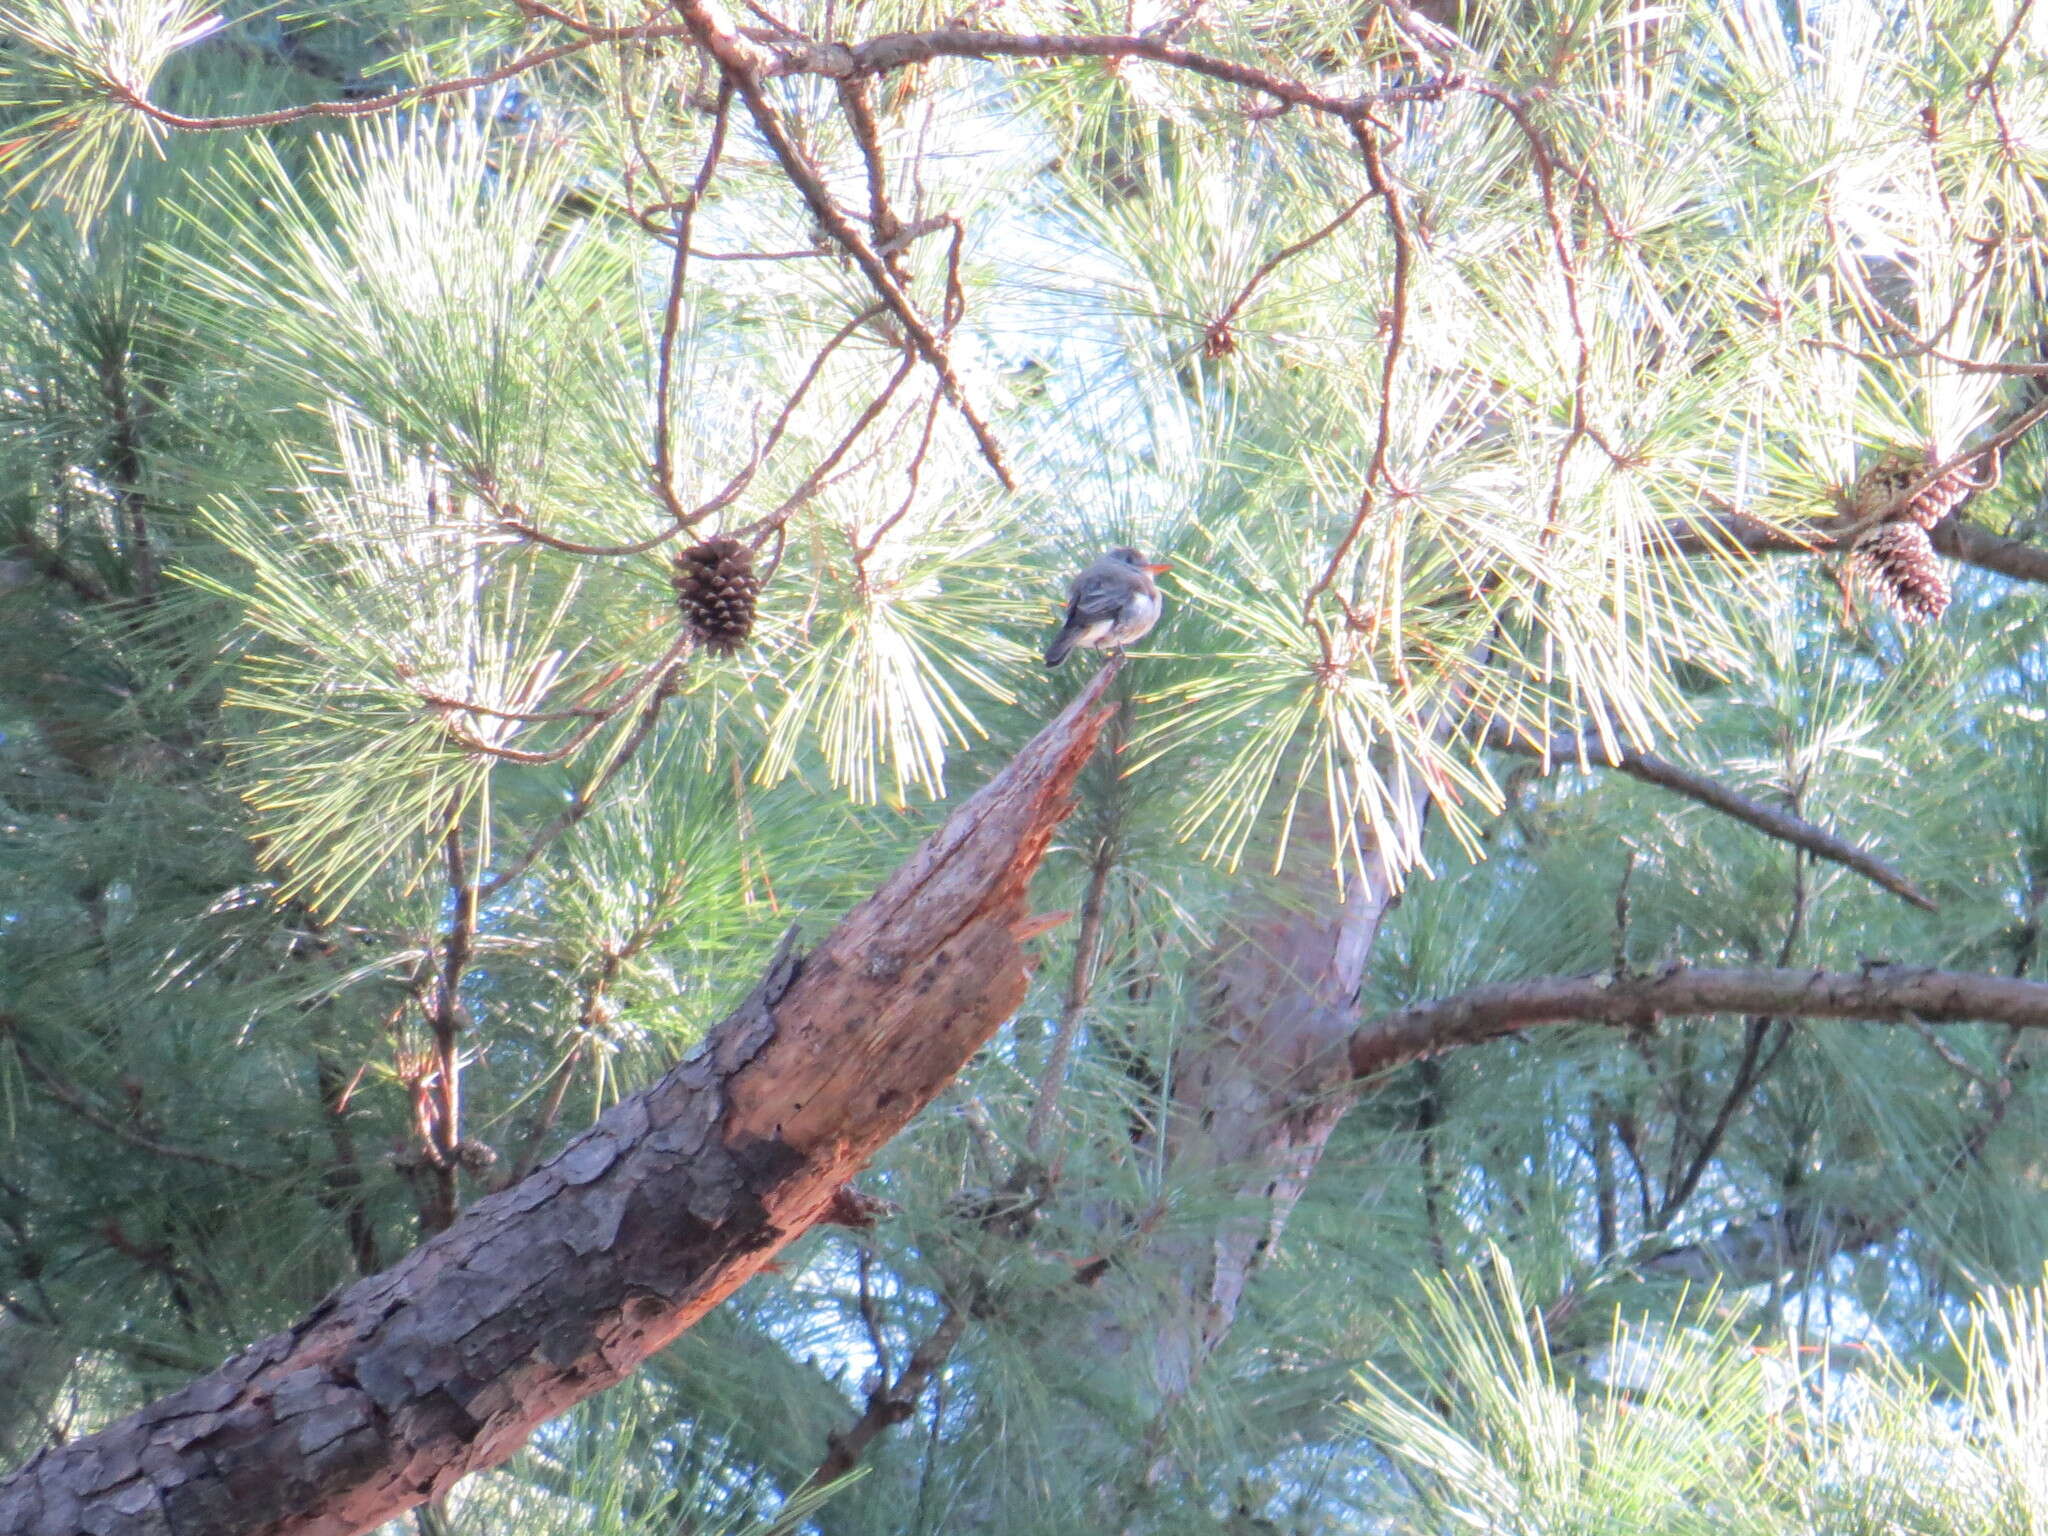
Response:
1851,521,1951,623
672,538,759,655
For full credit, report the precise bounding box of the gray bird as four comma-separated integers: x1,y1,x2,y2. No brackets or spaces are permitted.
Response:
1043,547,1169,668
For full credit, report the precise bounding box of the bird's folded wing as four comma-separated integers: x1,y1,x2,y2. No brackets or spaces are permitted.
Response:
1066,580,1130,622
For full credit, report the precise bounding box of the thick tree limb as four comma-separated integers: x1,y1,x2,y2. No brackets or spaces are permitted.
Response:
0,668,1119,1536
1485,723,1936,912
1928,519,2048,583
1349,964,2048,1078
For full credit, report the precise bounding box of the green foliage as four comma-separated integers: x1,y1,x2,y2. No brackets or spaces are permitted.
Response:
3,1,2048,1533
0,0,218,222
1351,1259,2048,1535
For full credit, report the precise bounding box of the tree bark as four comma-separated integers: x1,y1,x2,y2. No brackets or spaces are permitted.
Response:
1347,963,2048,1078
1136,778,1431,1404
0,668,1119,1536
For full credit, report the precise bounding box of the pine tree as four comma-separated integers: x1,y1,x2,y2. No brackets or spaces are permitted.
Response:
3,2,2048,1533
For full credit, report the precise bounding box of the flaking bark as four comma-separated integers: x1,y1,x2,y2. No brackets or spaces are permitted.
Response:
0,669,1118,1536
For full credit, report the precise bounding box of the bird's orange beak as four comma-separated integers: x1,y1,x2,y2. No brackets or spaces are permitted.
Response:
1144,562,1172,574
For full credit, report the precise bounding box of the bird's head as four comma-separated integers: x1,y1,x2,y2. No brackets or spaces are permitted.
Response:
1108,546,1172,574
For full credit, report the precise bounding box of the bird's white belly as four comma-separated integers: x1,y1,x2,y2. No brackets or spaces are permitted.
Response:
1101,589,1161,647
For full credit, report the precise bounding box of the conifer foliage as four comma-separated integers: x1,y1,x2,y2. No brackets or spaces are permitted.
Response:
3,2,2048,1533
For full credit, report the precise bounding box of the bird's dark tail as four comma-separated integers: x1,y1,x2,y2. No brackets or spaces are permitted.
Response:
1043,633,1075,668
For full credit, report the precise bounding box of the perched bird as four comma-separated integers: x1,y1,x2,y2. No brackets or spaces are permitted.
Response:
1043,547,1169,668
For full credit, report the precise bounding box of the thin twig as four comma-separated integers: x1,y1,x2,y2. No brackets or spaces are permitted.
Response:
1803,334,2048,377
422,806,481,1233
1417,1057,1452,1272
653,84,735,527
855,1246,893,1383
1025,838,1117,1157
751,27,1467,122
1907,1015,2001,1087
935,215,968,333
1478,87,1632,538
1205,192,1370,358
105,33,631,130
492,515,688,559
1303,125,1413,624
693,302,892,526
1835,392,2048,546
676,1,1016,491
432,638,687,766
477,656,688,901
293,911,384,1276
499,304,885,557
687,245,829,260
855,389,943,564
1485,722,1936,912
837,76,904,261
790,1302,968,1510
9,529,111,604
97,350,156,601
4,1030,265,1178
1655,1016,1773,1230
413,687,612,725
1967,0,2035,102
735,350,921,542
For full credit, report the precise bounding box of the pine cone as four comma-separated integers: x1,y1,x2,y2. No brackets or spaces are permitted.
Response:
1852,521,1951,623
1854,448,1975,530
672,538,759,655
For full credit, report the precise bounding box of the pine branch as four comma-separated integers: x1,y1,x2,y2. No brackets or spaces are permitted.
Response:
0,665,1119,1536
749,25,1463,119
1350,964,2048,1078
101,34,626,130
1673,505,2048,587
1025,834,1116,1158
800,1302,967,1499
2,1027,268,1180
1485,723,1936,912
673,0,1016,491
